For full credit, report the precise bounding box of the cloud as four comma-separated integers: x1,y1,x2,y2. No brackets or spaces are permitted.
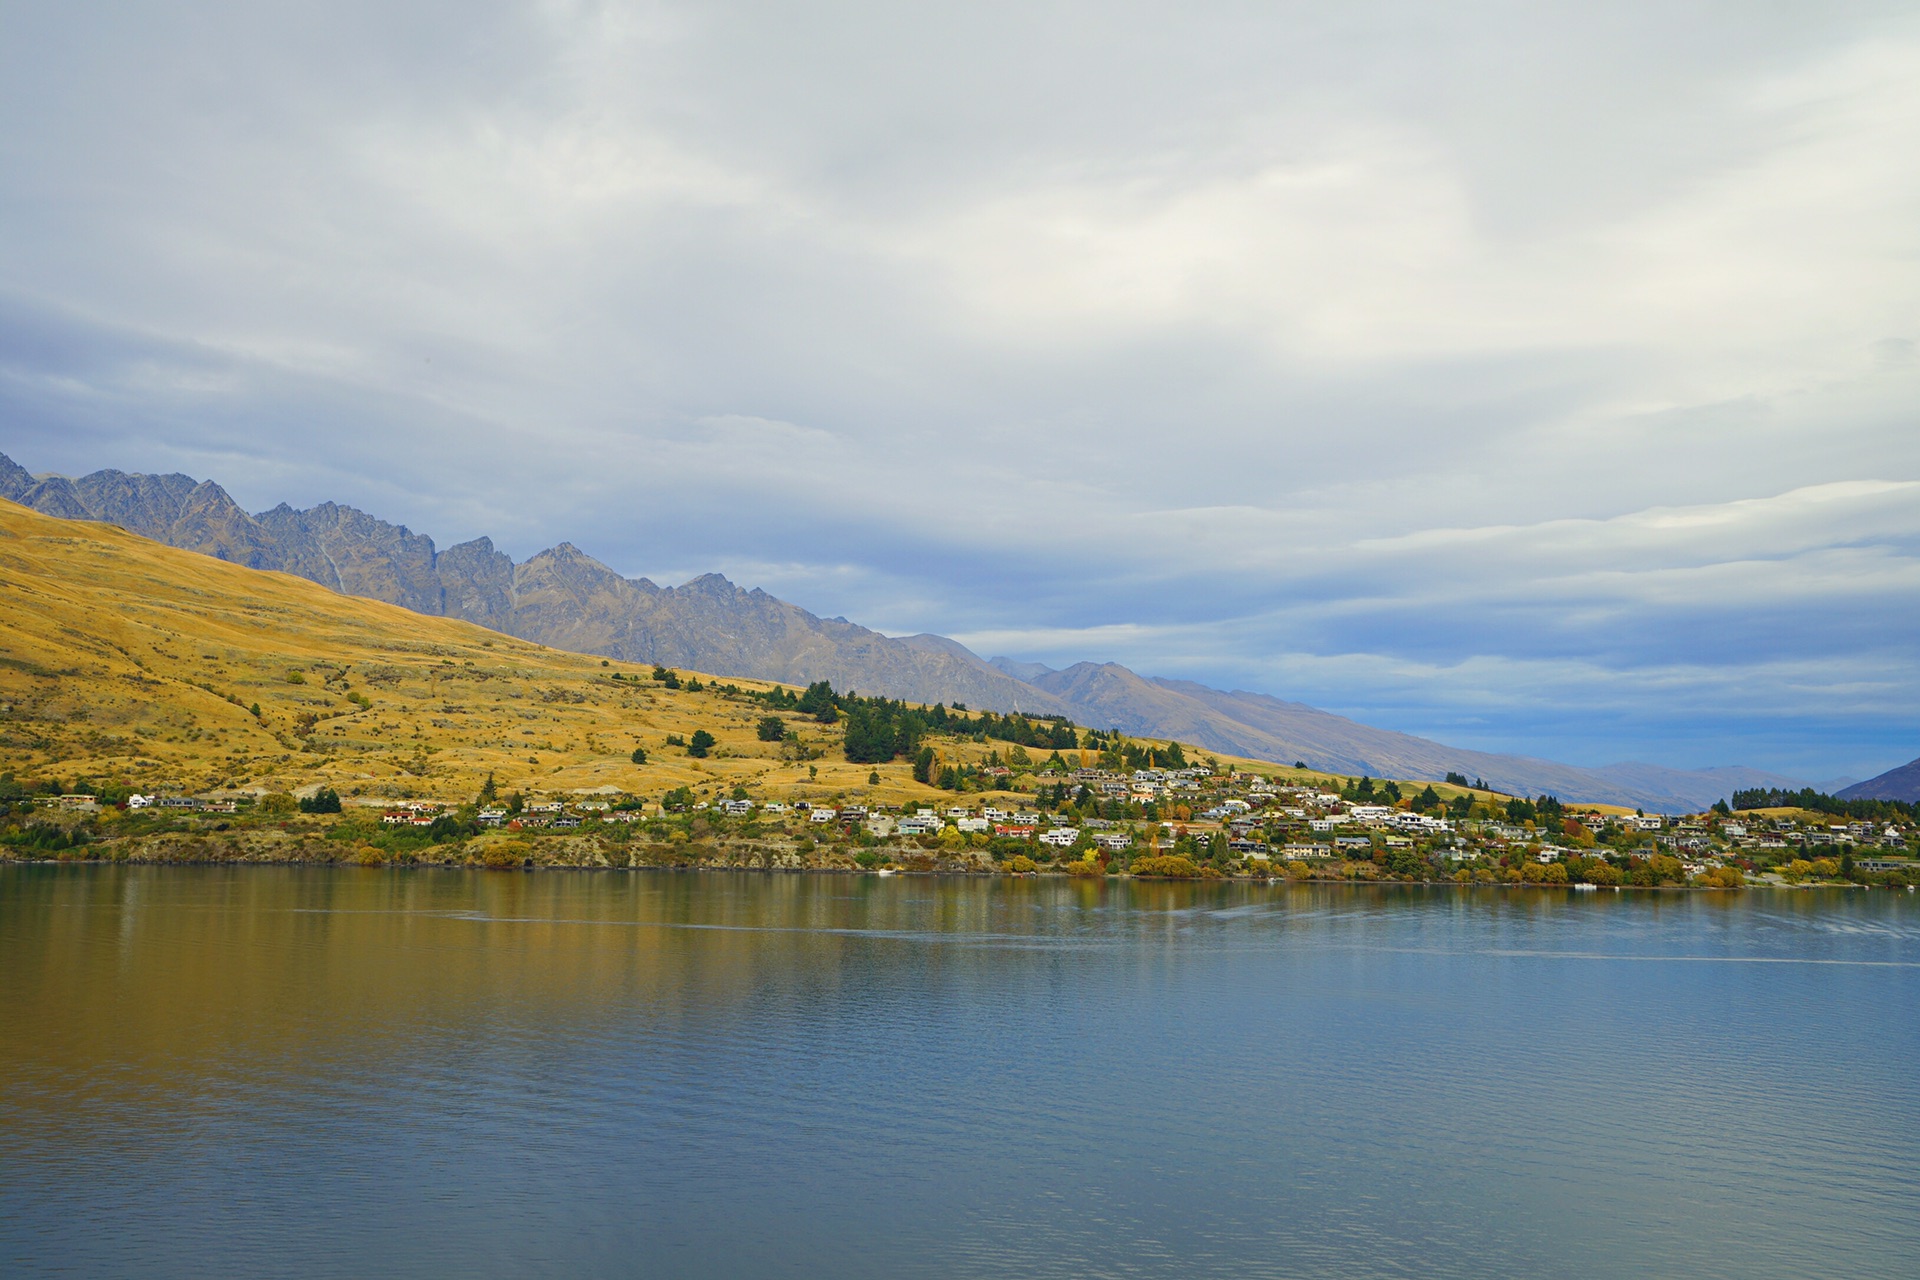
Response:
2,0,1918,777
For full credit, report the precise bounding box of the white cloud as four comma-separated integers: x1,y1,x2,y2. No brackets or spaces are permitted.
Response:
3,0,1918,776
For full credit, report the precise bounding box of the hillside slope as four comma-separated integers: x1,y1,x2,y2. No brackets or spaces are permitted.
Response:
1017,666,1676,810
2,453,1784,811
0,498,969,806
1838,757,1920,803
0,455,1055,715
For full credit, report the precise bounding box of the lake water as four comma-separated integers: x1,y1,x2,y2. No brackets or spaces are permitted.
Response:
3,866,1917,1278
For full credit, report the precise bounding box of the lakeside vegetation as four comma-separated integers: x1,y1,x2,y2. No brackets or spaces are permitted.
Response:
6,754,1912,891
2,497,1912,890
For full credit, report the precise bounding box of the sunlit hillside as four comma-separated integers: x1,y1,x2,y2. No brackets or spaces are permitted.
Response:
2,499,1391,809
0,498,915,804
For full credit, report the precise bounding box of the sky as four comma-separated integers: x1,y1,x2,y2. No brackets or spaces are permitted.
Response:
2,0,1917,782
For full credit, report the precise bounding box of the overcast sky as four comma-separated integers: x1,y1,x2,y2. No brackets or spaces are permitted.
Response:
3,1,1917,780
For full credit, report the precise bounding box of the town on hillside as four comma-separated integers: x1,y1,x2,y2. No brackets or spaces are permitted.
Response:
9,675,1916,888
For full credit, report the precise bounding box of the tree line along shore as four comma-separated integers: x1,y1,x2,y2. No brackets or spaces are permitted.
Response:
7,739,1913,890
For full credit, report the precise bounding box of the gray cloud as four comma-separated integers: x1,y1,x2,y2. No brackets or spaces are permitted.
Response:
3,0,1918,778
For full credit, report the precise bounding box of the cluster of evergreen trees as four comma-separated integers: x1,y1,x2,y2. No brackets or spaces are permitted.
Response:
756,681,1093,765
299,787,342,814
1502,794,1565,824
1729,787,1914,823
1341,775,1403,804
1107,737,1187,771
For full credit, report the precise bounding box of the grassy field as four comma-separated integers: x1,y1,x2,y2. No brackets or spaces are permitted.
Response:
0,497,1513,812
0,498,909,805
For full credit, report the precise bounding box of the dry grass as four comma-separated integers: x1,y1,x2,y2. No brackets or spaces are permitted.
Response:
1742,807,1844,825
0,498,1479,808
0,499,919,804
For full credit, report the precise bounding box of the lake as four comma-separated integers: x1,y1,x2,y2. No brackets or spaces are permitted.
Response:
3,866,1916,1278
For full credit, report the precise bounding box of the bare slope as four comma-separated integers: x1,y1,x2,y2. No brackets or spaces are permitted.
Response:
1584,762,1811,809
1838,757,1920,803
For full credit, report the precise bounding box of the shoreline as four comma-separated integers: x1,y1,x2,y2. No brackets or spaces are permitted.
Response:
0,846,1893,891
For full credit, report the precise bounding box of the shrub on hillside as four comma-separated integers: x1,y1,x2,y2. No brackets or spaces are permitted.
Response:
298,788,342,814
1131,855,1202,879
478,840,530,870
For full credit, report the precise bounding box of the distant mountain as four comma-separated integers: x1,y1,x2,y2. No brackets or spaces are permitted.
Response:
0,452,1799,811
1017,666,1779,812
988,655,1059,683
1584,763,1811,811
1837,757,1920,803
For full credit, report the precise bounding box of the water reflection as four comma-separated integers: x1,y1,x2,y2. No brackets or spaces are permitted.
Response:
3,866,1917,1279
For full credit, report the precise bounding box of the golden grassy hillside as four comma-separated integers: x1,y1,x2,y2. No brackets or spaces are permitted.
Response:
0,497,1512,811
0,498,921,804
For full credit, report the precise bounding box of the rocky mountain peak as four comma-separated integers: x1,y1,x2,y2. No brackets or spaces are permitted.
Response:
677,572,743,598
0,452,34,500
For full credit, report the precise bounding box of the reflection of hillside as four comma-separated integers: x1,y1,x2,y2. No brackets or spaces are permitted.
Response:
5,865,1777,1122
6,870,1248,1090
10,871,983,1089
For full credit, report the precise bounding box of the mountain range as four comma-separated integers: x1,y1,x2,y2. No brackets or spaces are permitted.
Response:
0,451,1825,811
